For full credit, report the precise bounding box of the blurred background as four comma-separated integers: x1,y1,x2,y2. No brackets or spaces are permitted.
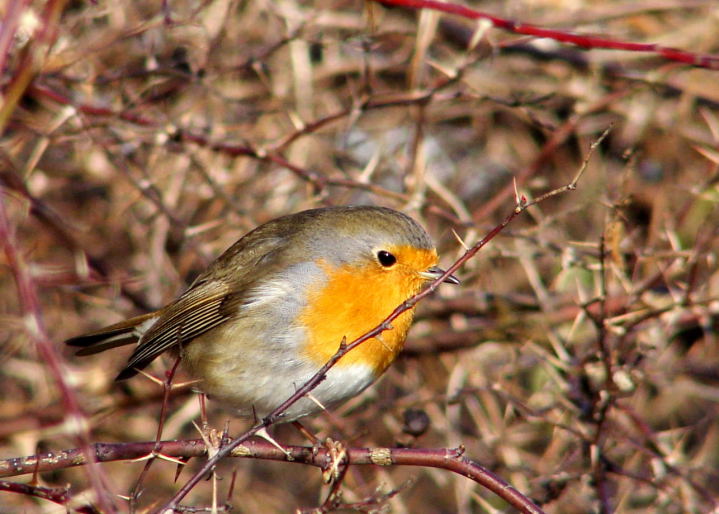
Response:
2,0,719,512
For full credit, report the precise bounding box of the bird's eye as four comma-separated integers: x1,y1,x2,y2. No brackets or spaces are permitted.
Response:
377,250,397,267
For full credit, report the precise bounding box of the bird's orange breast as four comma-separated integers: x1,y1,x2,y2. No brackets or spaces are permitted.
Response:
298,247,437,375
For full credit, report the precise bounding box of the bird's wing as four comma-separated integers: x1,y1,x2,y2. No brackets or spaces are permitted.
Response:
116,231,289,379
116,280,245,379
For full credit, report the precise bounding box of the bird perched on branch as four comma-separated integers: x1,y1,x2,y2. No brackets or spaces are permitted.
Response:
67,206,459,421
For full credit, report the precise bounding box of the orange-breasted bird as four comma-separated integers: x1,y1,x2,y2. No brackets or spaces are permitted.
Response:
66,206,459,421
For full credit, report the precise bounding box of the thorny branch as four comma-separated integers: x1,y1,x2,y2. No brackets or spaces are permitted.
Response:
2,440,541,514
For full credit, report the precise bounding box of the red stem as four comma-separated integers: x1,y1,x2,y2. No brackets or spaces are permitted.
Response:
373,0,719,69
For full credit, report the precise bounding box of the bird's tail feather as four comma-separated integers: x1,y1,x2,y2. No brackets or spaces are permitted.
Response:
65,312,158,356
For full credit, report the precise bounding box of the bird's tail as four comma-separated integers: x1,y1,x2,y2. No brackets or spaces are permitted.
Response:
65,312,158,356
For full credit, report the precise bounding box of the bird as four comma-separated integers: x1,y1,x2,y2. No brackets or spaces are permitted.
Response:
66,205,459,422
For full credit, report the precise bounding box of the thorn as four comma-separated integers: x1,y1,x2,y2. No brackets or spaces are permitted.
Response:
375,332,392,352
171,379,201,389
127,453,156,463
174,456,191,483
154,453,188,466
135,368,165,386
126,450,185,465
451,228,470,251
306,392,327,413
255,427,293,460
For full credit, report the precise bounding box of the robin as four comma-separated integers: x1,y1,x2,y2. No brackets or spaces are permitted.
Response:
66,206,459,422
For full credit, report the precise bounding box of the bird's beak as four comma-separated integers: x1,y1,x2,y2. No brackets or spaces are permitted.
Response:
419,266,460,285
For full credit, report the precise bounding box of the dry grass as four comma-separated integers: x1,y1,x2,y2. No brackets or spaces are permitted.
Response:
2,0,719,512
